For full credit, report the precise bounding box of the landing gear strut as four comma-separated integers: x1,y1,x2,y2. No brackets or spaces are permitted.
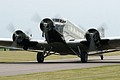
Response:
81,52,88,63
71,46,88,63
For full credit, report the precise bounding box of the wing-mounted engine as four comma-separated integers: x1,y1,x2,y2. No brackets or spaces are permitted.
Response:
12,30,30,50
85,28,101,51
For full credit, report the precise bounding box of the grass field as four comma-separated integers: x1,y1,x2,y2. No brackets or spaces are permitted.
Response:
0,51,77,62
0,51,36,62
0,51,120,62
104,51,120,56
0,51,119,79
0,65,119,80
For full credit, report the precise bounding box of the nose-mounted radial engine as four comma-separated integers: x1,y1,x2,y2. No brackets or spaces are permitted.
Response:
40,18,66,44
85,28,101,51
40,18,55,37
12,30,30,50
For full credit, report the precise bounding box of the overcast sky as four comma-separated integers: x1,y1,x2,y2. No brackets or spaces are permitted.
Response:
0,0,120,39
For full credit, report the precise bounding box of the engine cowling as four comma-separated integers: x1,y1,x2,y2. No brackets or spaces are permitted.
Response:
40,18,55,37
85,28,101,50
12,30,30,50
85,29,100,43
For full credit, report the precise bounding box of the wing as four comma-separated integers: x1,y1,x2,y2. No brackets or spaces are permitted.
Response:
79,37,120,52
101,37,120,49
0,38,41,50
0,37,120,54
0,38,13,48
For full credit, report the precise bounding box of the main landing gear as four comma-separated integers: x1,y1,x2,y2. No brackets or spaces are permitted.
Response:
37,48,52,63
73,46,88,63
100,55,104,60
80,53,104,63
37,52,44,63
80,52,88,63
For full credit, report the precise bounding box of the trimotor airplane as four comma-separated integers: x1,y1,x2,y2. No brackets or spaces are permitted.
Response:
0,17,120,63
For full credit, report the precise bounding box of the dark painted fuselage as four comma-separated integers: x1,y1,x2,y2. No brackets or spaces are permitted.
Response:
40,18,86,55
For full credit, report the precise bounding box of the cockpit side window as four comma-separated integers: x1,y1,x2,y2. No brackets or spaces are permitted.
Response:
53,18,66,23
55,24,64,34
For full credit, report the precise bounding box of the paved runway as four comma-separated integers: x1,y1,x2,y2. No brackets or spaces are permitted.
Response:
0,56,120,76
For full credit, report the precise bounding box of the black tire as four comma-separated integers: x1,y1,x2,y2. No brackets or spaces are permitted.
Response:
81,52,88,63
23,46,28,50
100,55,103,60
37,52,44,63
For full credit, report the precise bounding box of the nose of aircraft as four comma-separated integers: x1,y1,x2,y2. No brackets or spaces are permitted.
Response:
40,18,55,37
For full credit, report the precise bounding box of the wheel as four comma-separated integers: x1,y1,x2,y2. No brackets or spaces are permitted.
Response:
100,55,103,60
23,46,28,50
81,52,88,63
37,52,44,63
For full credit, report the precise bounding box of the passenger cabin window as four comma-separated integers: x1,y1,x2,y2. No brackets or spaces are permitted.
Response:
52,18,66,23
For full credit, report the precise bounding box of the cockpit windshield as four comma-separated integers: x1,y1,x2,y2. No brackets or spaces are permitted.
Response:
52,18,66,23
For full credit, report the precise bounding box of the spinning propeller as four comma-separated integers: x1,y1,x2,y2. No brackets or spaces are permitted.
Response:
7,23,32,50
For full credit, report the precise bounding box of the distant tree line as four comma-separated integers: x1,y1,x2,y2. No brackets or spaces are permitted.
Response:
0,48,9,51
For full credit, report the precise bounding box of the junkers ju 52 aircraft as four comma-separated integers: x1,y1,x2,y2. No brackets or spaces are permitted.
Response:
0,17,120,63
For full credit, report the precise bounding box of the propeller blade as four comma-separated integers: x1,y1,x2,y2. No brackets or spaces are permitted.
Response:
54,14,61,19
25,29,32,38
11,41,17,47
42,26,47,37
98,23,107,37
89,34,96,51
42,32,44,37
11,36,19,47
41,21,47,37
7,23,16,33
31,13,41,23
